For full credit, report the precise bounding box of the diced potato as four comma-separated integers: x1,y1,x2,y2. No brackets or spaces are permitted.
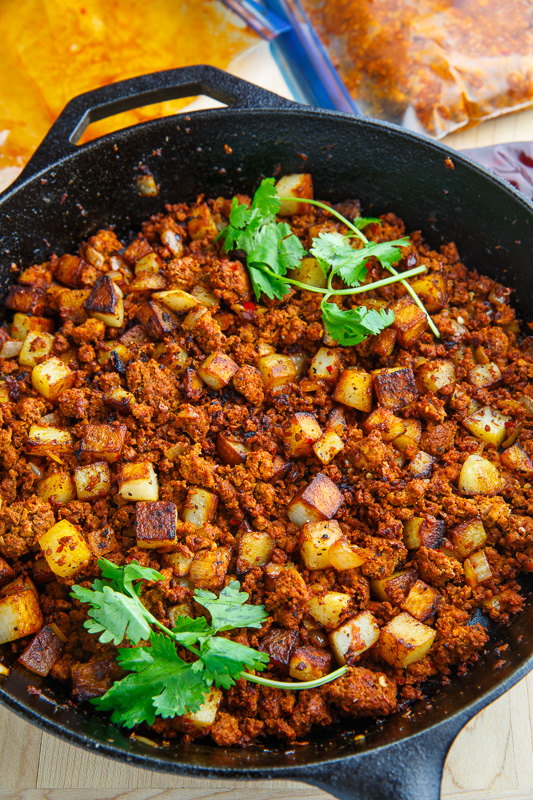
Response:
308,592,352,629
11,313,54,342
326,407,347,435
459,454,503,496
164,552,194,577
464,550,492,587
137,300,178,340
183,488,218,527
468,362,501,388
74,462,112,501
300,520,343,569
313,429,344,465
285,412,323,457
216,434,249,465
289,256,327,289
462,406,511,447
86,526,118,557
191,285,217,308
18,331,54,367
38,472,76,506
80,424,127,463
417,360,456,393
289,645,332,681
392,297,428,347
181,688,222,728
32,357,75,401
189,548,230,590
363,408,406,442
372,326,397,357
380,612,436,668
500,443,533,474
5,285,46,315
103,387,136,414
135,501,178,550
152,288,198,313
134,252,161,276
53,253,84,287
289,352,307,379
258,627,298,673
403,516,444,550
182,305,211,333
117,461,159,501
198,351,238,389
329,538,367,570
237,530,274,572
97,342,132,370
275,173,313,216
372,367,418,411
0,382,11,402
0,558,15,588
392,419,422,454
84,276,124,328
289,474,344,528
407,450,436,478
371,570,417,603
329,610,380,665
0,340,22,359
0,589,44,645
308,347,341,382
38,519,92,578
182,368,204,401
401,581,440,622
450,518,487,558
18,624,64,676
333,369,372,412
187,203,218,240
257,354,297,391
26,425,73,456
409,273,448,312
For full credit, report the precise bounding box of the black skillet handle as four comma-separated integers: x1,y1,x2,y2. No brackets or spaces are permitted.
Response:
14,65,300,186
299,714,466,800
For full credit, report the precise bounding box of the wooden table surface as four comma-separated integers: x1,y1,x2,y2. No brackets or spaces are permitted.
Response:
0,43,532,800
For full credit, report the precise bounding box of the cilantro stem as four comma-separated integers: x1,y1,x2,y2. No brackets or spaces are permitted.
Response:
384,263,441,338
260,264,426,295
279,196,367,243
241,665,348,690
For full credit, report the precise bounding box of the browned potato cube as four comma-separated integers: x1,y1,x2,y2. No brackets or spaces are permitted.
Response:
289,645,332,681
500,443,533,474
462,406,511,447
5,285,46,315
363,407,406,442
258,628,299,674
468,362,501,388
183,488,218,527
326,407,347,435
380,612,436,668
417,360,456,393
329,539,367,570
164,552,194,578
372,367,418,411
38,520,91,578
74,462,112,501
134,252,161,275
80,424,127,463
392,419,422,454
237,530,274,572
137,300,178,340
97,342,132,370
0,588,44,645
401,580,440,621
26,425,73,456
18,624,64,676
464,550,492,587
288,474,344,528
407,450,436,478
289,256,327,289
152,288,199,313
333,368,373,412
18,331,54,367
54,253,84,287
128,274,166,293
392,297,428,347
371,570,417,603
308,591,353,629
135,501,178,550
409,273,448,312
38,472,76,506
285,412,323,457
450,519,487,558
0,558,15,588
313,429,344,465
11,313,54,342
84,276,124,328
117,461,159,501
103,387,136,414
198,351,239,389
300,520,343,569
459,454,502,495
191,284,218,308
32,357,75,401
372,326,397,356
403,516,444,550
275,173,313,216
308,347,341,381
187,203,218,240
257,353,297,391
86,526,118,557
189,548,231,590
329,610,380,664
216,434,249,465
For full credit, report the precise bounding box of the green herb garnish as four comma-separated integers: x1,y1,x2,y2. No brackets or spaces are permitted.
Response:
71,559,347,727
218,178,440,344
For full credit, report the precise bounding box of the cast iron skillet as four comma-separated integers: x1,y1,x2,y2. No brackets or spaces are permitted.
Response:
0,66,531,800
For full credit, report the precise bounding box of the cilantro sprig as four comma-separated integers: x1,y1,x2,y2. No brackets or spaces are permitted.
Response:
71,559,347,728
219,178,440,344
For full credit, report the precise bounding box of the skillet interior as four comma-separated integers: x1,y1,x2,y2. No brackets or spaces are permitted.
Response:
0,104,532,777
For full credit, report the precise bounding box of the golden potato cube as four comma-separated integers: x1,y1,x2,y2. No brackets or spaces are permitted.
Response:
189,548,230,590
462,406,511,447
371,570,417,603
237,530,274,572
11,313,54,342
285,412,323,457
329,538,367,570
380,612,436,668
38,472,76,506
329,610,380,665
26,425,73,456
500,443,533,474
182,305,211,333
0,339,22,359
464,550,492,587
5,285,46,315
372,367,418,411
289,352,307,379
0,589,44,645
74,462,112,501
84,276,124,328
18,331,54,367
257,353,297,391
216,434,249,465
134,252,161,276
103,387,136,414
300,520,343,569
326,407,347,435
38,519,92,579
313,430,344,465
198,351,239,390
392,418,422,454
308,591,352,629
363,408,406,442
32,357,75,401
97,342,132,369
80,424,127,463
117,461,159,501
401,581,440,622
392,297,428,347
289,470,344,526
181,688,222,728
153,289,199,313
450,518,487,558
164,552,193,577
288,256,327,289
0,382,10,403
275,173,313,216
183,488,218,528
308,347,341,382
191,285,218,308
468,362,501,388
409,272,448,312
407,450,436,478
289,645,332,681
187,203,218,240
417,360,456,393
333,369,372,412
459,454,502,495
135,501,178,550
403,516,444,550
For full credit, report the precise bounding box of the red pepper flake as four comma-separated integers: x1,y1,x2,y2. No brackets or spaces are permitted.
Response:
229,517,239,526
326,365,334,373
243,302,255,312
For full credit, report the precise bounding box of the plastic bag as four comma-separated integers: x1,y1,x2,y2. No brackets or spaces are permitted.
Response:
296,0,533,138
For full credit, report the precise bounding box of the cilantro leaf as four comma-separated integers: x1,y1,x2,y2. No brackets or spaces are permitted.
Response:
321,300,395,346
251,177,281,217
171,615,212,647
194,581,269,632
352,216,381,229
201,636,269,689
249,265,290,301
310,232,368,287
98,558,163,596
71,583,154,645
